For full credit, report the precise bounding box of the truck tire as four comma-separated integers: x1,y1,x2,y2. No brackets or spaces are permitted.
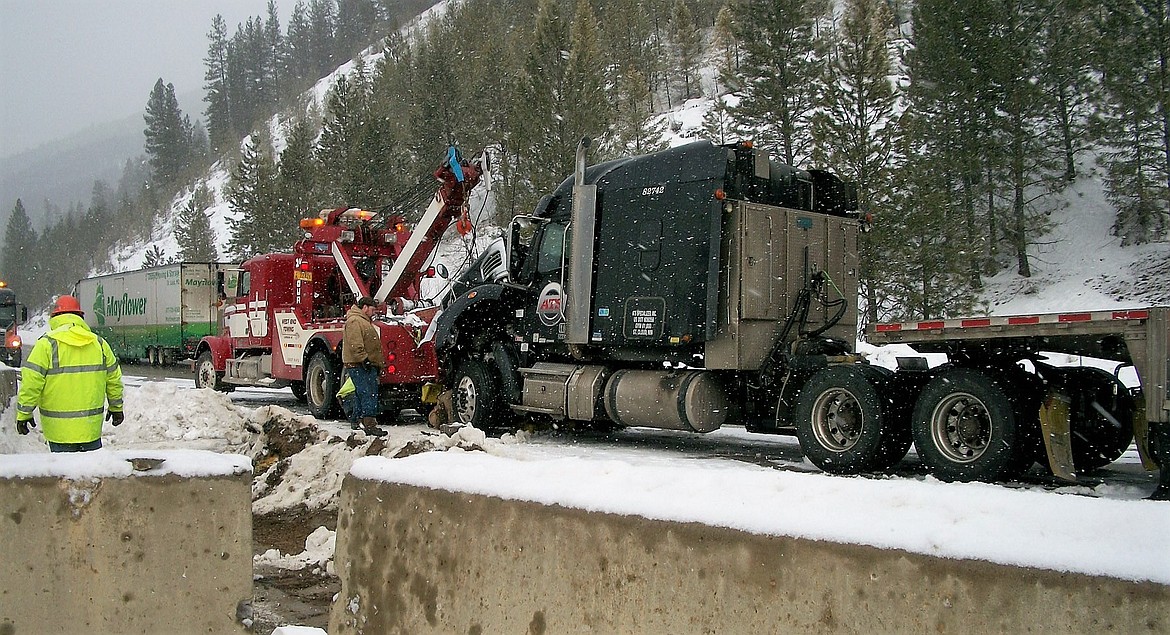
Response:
195,351,232,392
305,353,341,420
451,357,502,431
912,369,1026,482
793,365,897,474
1051,367,1135,472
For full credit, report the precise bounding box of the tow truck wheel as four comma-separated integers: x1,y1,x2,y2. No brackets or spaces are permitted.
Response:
451,357,501,431
305,353,341,419
793,365,892,474
912,369,1022,482
195,351,232,392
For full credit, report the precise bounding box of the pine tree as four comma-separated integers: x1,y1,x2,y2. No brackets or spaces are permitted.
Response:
315,72,370,207
285,1,315,90
1097,0,1169,245
227,136,279,259
336,0,379,59
712,2,739,91
608,66,670,156
275,117,320,246
204,15,233,153
671,0,703,99
1041,0,1096,182
811,0,900,323
506,0,572,213
2,200,39,296
731,0,829,166
144,79,193,188
308,0,338,80
176,185,218,262
693,96,739,144
226,18,274,136
265,1,286,103
78,181,113,272
903,0,1004,288
605,0,660,108
143,245,169,268
565,0,611,147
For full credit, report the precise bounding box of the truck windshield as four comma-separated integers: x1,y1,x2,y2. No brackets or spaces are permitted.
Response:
0,290,15,329
536,223,567,275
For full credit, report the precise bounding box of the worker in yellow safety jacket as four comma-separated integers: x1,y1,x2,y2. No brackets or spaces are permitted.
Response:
15,295,125,452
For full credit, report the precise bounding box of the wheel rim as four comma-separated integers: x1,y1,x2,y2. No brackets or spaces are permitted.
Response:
307,363,327,408
810,388,863,452
197,359,215,388
931,392,991,463
454,374,478,423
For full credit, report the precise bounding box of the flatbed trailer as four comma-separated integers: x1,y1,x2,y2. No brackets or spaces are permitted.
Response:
868,307,1168,491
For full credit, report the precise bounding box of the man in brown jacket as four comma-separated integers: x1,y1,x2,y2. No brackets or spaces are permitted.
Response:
342,296,387,437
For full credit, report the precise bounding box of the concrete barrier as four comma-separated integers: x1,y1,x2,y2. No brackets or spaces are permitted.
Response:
0,450,253,634
331,474,1169,634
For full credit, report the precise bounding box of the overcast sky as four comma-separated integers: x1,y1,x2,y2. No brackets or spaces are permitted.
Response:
0,0,275,159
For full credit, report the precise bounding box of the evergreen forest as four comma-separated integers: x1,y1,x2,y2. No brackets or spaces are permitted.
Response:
3,0,1168,325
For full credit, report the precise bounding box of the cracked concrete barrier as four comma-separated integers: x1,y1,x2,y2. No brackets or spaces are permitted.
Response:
1,449,253,634
330,452,1168,634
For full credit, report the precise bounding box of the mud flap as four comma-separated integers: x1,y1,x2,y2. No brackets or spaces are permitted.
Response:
421,381,443,404
1038,391,1076,482
1131,400,1157,470
1148,412,1170,501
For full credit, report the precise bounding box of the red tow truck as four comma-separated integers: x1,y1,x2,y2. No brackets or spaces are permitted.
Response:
194,150,483,420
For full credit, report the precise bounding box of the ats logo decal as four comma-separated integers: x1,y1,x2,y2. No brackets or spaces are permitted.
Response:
537,282,564,327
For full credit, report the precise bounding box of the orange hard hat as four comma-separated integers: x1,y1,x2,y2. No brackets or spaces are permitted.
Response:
51,294,84,317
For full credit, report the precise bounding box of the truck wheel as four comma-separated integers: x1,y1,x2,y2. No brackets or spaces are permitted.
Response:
291,381,308,404
912,369,1024,482
305,353,341,420
195,351,232,392
451,357,502,431
1055,367,1135,471
793,365,894,474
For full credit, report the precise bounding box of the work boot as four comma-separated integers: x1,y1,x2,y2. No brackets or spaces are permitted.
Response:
362,416,386,437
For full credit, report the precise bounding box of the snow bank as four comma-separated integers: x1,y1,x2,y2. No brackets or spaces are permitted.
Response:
351,451,1170,585
254,526,336,575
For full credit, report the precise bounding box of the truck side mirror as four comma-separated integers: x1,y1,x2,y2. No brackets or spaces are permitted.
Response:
509,215,540,280
18,305,27,325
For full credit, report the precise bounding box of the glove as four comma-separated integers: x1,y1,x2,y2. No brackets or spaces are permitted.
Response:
16,416,33,435
107,411,125,426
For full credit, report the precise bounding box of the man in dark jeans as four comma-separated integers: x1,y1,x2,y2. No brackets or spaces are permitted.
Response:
341,297,386,437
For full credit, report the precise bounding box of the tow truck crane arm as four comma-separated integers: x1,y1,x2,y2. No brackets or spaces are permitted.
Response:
373,150,483,305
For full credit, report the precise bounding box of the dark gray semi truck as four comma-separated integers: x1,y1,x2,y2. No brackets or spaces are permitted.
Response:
433,139,1169,499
